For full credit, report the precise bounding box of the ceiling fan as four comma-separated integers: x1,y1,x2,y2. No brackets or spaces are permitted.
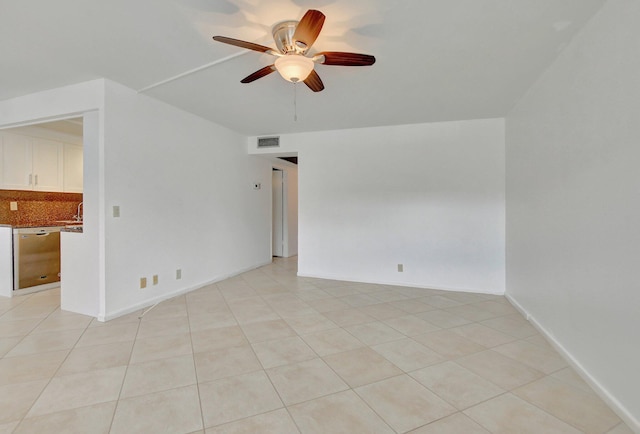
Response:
212,9,376,92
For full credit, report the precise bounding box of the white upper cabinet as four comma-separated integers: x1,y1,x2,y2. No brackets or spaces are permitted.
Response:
31,138,64,192
1,132,33,190
0,132,72,193
63,143,83,193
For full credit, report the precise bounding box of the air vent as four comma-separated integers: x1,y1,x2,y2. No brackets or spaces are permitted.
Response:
257,136,280,148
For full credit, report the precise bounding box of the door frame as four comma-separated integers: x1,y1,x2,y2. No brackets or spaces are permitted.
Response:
270,159,298,258
272,168,284,257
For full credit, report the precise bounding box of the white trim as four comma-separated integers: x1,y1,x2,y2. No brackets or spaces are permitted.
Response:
12,282,60,296
137,51,249,93
98,259,272,322
297,272,505,295
0,112,87,131
506,293,640,433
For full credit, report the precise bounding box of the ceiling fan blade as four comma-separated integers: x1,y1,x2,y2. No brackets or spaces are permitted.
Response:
303,70,324,92
241,65,277,83
293,10,325,50
213,36,275,54
314,52,376,66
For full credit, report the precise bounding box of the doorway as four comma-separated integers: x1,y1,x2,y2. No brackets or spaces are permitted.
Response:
0,117,84,298
270,160,298,259
272,169,284,257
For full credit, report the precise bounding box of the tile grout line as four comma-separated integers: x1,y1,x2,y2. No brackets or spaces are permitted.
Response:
105,310,144,434
0,292,59,357
185,289,210,433
5,292,96,429
240,268,306,434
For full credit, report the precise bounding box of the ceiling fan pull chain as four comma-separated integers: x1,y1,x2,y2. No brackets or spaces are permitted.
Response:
294,82,298,122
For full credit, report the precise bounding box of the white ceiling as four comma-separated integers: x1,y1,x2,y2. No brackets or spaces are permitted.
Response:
1,0,605,136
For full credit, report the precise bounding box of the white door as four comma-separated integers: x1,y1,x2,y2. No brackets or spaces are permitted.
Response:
272,170,284,257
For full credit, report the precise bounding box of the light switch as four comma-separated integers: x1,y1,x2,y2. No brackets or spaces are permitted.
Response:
9,202,18,211
113,206,120,218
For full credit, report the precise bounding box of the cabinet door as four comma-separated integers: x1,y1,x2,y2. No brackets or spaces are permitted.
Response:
1,132,33,190
32,138,64,192
63,143,83,193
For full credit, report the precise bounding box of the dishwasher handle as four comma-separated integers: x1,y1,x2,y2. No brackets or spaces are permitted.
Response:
20,233,51,238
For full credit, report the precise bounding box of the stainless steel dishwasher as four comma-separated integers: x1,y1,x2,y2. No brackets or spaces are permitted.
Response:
13,226,62,291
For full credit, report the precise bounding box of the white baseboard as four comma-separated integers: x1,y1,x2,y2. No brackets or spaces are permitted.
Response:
98,259,273,322
505,293,640,433
297,271,504,296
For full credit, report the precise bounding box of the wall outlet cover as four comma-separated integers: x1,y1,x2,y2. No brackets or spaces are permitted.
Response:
113,206,120,218
176,269,182,279
397,264,404,272
10,201,18,211
140,277,147,288
153,275,158,285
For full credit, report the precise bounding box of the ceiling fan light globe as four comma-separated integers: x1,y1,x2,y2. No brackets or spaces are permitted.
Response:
275,55,314,83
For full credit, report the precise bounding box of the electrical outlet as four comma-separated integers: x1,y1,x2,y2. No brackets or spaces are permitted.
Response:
253,183,261,190
176,269,182,280
113,206,120,218
140,277,147,288
10,202,18,211
153,275,158,285
397,264,404,272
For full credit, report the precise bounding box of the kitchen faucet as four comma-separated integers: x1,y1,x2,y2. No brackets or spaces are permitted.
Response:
75,202,83,222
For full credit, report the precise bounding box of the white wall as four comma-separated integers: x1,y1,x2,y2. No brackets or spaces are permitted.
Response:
102,80,271,318
61,111,100,316
251,118,505,294
505,0,640,428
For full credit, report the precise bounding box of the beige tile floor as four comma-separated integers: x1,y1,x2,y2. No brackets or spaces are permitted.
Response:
0,257,633,433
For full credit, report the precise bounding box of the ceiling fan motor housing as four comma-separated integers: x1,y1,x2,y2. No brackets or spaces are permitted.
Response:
272,20,307,54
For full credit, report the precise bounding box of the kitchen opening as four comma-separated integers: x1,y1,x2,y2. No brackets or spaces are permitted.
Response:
0,117,84,299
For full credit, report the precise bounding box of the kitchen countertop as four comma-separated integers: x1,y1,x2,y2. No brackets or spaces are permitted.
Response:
5,222,83,232
61,226,83,233
12,223,66,228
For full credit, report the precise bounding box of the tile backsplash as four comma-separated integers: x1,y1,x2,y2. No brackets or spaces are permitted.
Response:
0,190,83,227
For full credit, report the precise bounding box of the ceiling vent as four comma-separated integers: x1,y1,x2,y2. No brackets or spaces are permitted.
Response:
257,136,280,148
